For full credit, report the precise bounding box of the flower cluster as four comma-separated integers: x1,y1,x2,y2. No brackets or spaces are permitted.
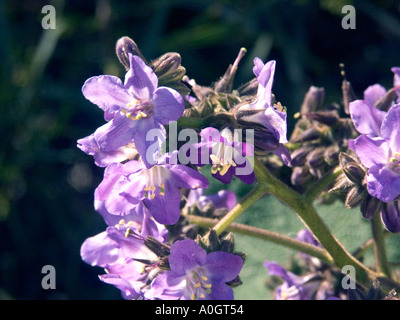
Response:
77,35,400,300
77,37,290,300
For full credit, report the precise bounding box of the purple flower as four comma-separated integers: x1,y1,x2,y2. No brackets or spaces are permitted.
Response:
349,104,400,202
95,153,209,225
81,53,184,166
145,239,243,300
80,214,167,299
264,261,325,300
195,127,255,185
235,58,291,165
77,134,137,167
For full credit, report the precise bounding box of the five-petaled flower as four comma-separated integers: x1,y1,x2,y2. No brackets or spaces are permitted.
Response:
95,152,209,225
194,127,255,185
145,239,243,300
81,53,184,166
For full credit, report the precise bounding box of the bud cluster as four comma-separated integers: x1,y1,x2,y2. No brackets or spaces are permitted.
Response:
288,83,358,197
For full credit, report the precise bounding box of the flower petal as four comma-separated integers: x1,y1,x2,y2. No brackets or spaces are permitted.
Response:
380,104,400,152
363,84,386,106
205,251,243,282
80,231,119,267
167,164,209,190
143,181,181,225
349,100,386,136
152,87,185,125
94,112,135,152
352,135,389,168
169,239,207,275
125,54,158,100
82,75,132,114
367,165,400,203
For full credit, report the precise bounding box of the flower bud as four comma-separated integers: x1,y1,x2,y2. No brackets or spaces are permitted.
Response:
302,110,339,126
342,163,366,186
306,147,326,168
115,36,147,70
361,195,382,220
341,79,357,115
374,87,398,112
151,52,186,82
323,145,340,166
300,86,325,114
291,166,311,185
290,146,315,166
345,186,366,208
290,127,320,144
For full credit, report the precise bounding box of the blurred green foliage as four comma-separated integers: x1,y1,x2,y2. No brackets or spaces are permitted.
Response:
1,0,400,299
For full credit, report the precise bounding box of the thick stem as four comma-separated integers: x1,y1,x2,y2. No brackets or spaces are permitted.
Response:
371,213,391,278
209,184,266,237
187,215,333,264
253,158,378,283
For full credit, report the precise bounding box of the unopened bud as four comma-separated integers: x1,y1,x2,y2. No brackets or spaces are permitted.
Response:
341,80,357,115
345,186,366,208
300,86,325,114
306,147,326,168
116,36,147,70
151,52,186,81
374,87,398,112
290,146,315,166
338,151,359,168
302,110,339,126
323,145,340,166
291,166,311,185
361,195,382,220
343,163,366,185
219,232,235,253
290,127,320,144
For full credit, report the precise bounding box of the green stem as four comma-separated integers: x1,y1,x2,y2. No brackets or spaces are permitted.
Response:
252,158,378,283
187,215,333,264
371,213,391,278
303,166,342,204
209,183,266,237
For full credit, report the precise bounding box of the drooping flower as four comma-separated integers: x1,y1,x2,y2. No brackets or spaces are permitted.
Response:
95,152,209,225
234,58,291,165
80,212,167,299
145,238,243,300
194,127,255,185
81,53,184,166
349,104,400,203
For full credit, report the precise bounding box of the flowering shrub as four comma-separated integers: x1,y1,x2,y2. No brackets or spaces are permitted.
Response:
78,36,400,300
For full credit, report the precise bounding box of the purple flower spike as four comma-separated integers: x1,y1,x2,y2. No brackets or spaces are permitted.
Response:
95,154,209,225
196,127,255,185
146,239,243,300
350,104,400,203
81,54,184,166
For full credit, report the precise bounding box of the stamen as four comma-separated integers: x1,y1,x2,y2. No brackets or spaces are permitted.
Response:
194,283,201,288
191,293,196,300
201,276,208,281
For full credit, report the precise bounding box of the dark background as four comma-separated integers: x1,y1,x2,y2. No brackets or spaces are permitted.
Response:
1,0,400,299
